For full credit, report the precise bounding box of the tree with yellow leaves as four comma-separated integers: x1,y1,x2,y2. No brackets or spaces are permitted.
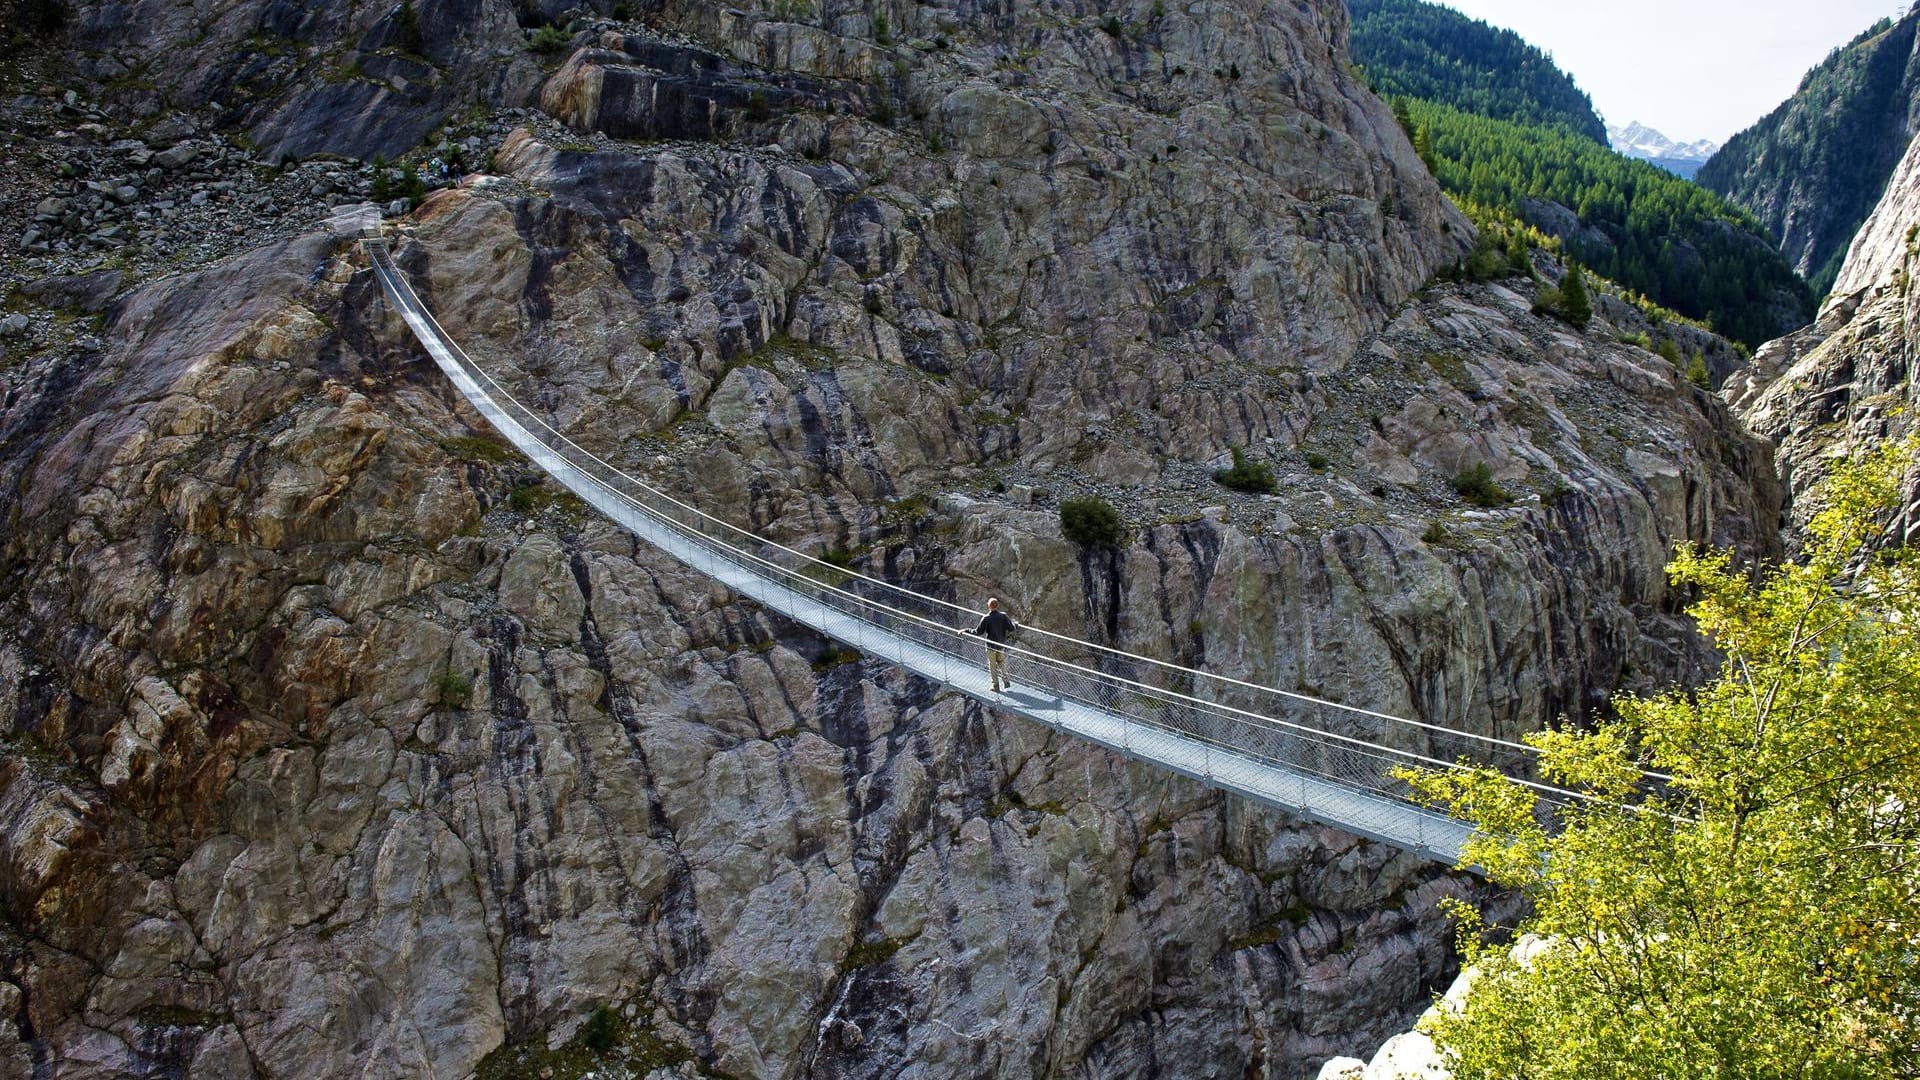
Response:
1406,440,1920,1078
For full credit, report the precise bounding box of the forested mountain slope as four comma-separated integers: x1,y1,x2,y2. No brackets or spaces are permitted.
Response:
1408,99,1814,347
1698,11,1920,298
1349,0,1607,142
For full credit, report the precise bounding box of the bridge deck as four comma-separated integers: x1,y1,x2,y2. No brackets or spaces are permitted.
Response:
366,237,1476,867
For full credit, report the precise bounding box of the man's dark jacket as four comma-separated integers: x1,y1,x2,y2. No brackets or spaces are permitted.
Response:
973,610,1015,644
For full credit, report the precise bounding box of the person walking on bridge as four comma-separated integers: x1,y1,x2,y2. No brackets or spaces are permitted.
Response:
966,597,1017,693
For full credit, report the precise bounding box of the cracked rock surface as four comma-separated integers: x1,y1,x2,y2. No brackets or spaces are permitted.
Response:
0,2,1785,1077
1727,130,1920,546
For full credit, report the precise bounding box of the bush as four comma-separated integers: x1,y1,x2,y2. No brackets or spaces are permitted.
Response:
809,545,857,585
1450,462,1510,507
527,24,570,53
507,483,543,512
1685,352,1711,389
400,161,426,208
1505,234,1534,277
1446,232,1509,282
1304,451,1331,471
580,1004,619,1052
1059,496,1126,549
434,671,471,706
1437,224,1539,285
1214,448,1278,494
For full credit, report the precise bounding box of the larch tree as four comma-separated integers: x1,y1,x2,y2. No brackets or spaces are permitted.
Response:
1405,440,1920,1079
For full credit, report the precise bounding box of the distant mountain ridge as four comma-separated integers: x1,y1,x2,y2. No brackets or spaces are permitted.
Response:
1348,0,1608,142
1698,11,1920,297
1608,122,1718,178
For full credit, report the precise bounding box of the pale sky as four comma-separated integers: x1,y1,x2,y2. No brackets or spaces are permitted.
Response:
1429,0,1913,145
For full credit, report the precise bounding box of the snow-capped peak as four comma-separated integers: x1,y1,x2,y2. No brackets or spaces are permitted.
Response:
1609,121,1718,163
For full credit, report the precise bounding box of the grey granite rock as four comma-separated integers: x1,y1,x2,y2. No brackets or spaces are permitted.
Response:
0,2,1785,1078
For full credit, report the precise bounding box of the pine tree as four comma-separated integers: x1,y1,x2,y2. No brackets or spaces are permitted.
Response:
400,161,426,208
1559,263,1591,327
370,155,392,202
1392,96,1415,137
1413,124,1436,172
396,0,423,55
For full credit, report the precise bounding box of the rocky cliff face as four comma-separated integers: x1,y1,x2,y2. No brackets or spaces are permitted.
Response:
1726,131,1920,544
0,2,1782,1077
55,0,543,162
1697,11,1920,296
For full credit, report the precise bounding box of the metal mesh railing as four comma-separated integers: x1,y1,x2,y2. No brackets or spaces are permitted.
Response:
365,233,1594,862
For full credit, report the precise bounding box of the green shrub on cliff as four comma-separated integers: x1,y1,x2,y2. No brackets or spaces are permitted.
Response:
1404,442,1920,1079
433,671,471,706
580,1005,618,1052
528,24,570,54
1684,352,1711,389
1059,496,1125,550
1449,462,1508,507
1529,265,1592,330
1213,448,1278,494
394,0,422,55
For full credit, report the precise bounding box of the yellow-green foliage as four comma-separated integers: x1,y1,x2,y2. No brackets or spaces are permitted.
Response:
1452,199,1563,256
1403,440,1920,1078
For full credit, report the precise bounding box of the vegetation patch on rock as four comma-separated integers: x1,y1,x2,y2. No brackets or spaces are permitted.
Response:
475,1002,692,1080
1058,495,1127,549
1449,462,1511,508
1213,448,1279,494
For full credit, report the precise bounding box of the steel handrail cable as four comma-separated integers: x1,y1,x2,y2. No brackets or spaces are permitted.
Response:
361,237,1552,760
364,237,1589,805
364,236,1591,806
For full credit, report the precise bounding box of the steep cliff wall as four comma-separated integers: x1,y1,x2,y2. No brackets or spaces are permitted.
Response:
1726,132,1920,544
0,3,1782,1077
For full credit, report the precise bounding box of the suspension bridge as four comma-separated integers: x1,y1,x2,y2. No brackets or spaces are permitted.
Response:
364,230,1585,867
